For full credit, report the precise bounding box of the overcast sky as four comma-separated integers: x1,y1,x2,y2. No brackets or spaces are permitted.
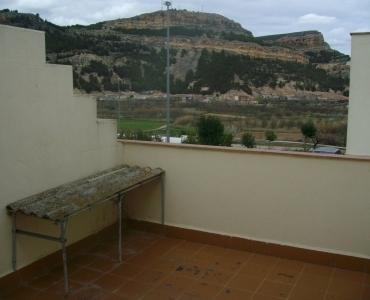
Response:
1,0,369,54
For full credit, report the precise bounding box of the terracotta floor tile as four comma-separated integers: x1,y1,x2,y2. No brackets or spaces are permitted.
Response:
142,289,179,300
174,262,205,280
208,256,245,273
289,285,326,300
4,286,40,300
90,244,117,256
186,256,213,269
227,273,264,292
325,294,363,300
179,281,223,299
155,274,198,297
252,294,281,300
114,280,153,299
180,241,205,252
362,284,370,299
67,285,105,300
249,254,279,268
327,279,364,300
303,263,333,277
200,245,230,257
155,238,183,250
196,245,224,258
295,273,330,292
87,257,120,273
70,253,97,266
93,273,128,291
111,263,144,279
142,247,171,259
134,268,169,285
44,279,83,296
214,288,253,300
163,248,198,261
332,268,366,284
128,253,159,266
69,267,103,284
199,267,234,285
256,280,292,299
150,258,182,272
29,271,63,290
223,249,253,262
33,291,64,300
267,259,304,285
5,231,369,300
240,262,275,278
102,293,125,300
192,251,217,264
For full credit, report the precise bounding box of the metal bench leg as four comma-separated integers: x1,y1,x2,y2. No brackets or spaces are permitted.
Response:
118,194,123,262
12,213,17,271
60,220,69,295
161,174,165,225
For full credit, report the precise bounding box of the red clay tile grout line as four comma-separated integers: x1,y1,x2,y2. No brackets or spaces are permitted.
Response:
285,262,307,300
70,232,164,295
322,266,336,300
106,233,180,298
250,256,281,299
130,239,207,300
171,243,210,300
125,235,187,299
211,250,254,299
8,232,171,298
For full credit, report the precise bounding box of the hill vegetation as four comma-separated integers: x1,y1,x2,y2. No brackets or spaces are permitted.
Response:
0,8,350,97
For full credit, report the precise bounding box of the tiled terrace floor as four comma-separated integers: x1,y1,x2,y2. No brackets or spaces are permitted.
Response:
5,230,370,300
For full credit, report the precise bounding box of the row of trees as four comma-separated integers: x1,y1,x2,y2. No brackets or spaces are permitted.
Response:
240,120,320,149
117,114,338,151
188,117,323,150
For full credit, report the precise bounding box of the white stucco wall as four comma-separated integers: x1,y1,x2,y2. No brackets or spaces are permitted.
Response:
122,142,370,259
347,33,370,156
0,25,123,277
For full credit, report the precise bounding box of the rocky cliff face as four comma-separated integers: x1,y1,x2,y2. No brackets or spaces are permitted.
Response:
103,10,252,36
258,31,330,52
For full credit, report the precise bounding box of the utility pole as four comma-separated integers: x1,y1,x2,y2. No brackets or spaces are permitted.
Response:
165,1,172,143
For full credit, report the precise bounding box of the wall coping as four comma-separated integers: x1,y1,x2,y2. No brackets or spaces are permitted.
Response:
351,32,370,36
118,139,370,162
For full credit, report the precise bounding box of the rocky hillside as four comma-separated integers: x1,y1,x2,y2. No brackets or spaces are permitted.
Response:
102,10,252,36
258,31,330,51
0,8,350,99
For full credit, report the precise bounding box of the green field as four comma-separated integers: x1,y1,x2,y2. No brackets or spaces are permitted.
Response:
117,118,196,138
118,119,164,131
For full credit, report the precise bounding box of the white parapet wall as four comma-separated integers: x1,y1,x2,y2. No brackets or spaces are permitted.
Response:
122,141,370,260
0,25,123,278
347,32,370,156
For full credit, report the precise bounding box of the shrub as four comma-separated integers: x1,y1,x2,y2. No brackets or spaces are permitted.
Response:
197,115,225,146
265,130,277,143
242,132,256,148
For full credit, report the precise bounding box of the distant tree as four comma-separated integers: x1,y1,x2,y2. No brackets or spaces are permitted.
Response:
197,116,225,146
222,133,233,147
265,130,277,143
301,120,319,149
242,132,256,148
88,74,101,92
